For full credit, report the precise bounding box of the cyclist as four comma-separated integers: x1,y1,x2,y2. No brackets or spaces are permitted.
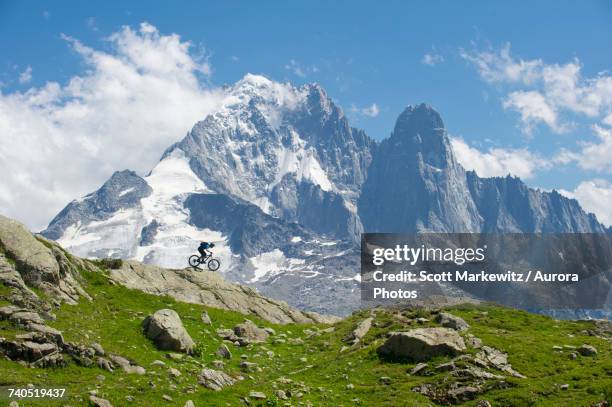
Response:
198,241,214,259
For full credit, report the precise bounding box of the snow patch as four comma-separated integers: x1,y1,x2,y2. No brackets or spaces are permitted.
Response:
118,187,135,197
249,249,286,283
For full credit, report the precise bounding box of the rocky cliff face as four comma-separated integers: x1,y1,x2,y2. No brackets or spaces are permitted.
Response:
359,104,482,233
41,75,609,316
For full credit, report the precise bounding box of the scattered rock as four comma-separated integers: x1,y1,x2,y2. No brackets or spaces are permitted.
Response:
97,357,114,372
346,383,355,390
142,309,195,354
379,376,392,385
476,346,525,378
274,390,288,400
184,401,195,407
211,360,225,369
410,362,428,375
215,344,232,359
109,355,145,375
476,401,492,407
168,367,181,378
345,317,373,345
151,359,166,366
248,391,266,400
448,386,480,402
162,394,173,401
264,327,276,335
89,395,113,407
200,311,212,325
577,344,597,356
560,384,569,390
197,368,236,391
233,319,269,343
91,342,105,356
569,352,578,360
465,334,482,349
378,328,466,362
240,361,258,372
436,312,470,331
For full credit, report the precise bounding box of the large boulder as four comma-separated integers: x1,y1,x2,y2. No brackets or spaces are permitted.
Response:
142,309,195,353
233,319,269,343
0,215,90,304
377,327,466,362
0,215,60,285
435,312,470,331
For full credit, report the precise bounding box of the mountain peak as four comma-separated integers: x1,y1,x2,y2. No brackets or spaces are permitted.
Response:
394,103,445,136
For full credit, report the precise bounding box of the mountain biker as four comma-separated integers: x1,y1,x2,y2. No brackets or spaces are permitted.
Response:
198,241,214,258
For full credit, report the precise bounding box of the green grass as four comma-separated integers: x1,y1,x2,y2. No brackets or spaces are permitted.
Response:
0,272,610,406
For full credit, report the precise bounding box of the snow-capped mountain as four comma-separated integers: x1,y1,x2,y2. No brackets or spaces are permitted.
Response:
43,74,609,316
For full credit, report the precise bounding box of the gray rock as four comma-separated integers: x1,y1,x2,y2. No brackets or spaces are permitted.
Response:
233,319,269,343
448,386,481,402
97,357,114,372
240,361,258,372
215,344,232,359
379,376,391,385
435,312,470,331
143,309,195,353
89,395,113,407
168,367,181,377
410,362,429,375
184,401,195,407
249,391,266,400
346,317,373,344
197,368,236,391
109,261,331,325
200,311,212,325
577,344,597,356
91,342,105,356
109,355,145,375
378,328,466,362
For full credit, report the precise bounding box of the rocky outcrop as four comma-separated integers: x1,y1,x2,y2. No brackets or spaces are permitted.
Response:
110,260,337,325
377,327,466,362
142,309,195,353
0,214,91,305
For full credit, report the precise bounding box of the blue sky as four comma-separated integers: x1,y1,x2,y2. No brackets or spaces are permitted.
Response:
1,1,611,228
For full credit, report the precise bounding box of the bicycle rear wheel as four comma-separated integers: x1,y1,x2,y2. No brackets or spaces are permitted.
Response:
207,258,220,271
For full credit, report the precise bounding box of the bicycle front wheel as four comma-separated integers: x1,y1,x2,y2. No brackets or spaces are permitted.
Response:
207,258,220,271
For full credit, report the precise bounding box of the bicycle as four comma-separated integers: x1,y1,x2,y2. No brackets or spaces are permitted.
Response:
188,252,221,271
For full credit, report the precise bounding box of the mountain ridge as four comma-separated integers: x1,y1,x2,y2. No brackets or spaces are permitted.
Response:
41,74,609,316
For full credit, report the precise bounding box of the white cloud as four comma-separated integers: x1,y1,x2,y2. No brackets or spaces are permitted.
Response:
462,43,612,137
349,103,380,118
284,59,318,78
0,22,225,231
450,137,549,179
422,53,444,67
503,90,566,134
18,66,32,84
559,179,612,227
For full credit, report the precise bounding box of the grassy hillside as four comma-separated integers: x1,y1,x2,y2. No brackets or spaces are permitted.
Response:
1,265,610,407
